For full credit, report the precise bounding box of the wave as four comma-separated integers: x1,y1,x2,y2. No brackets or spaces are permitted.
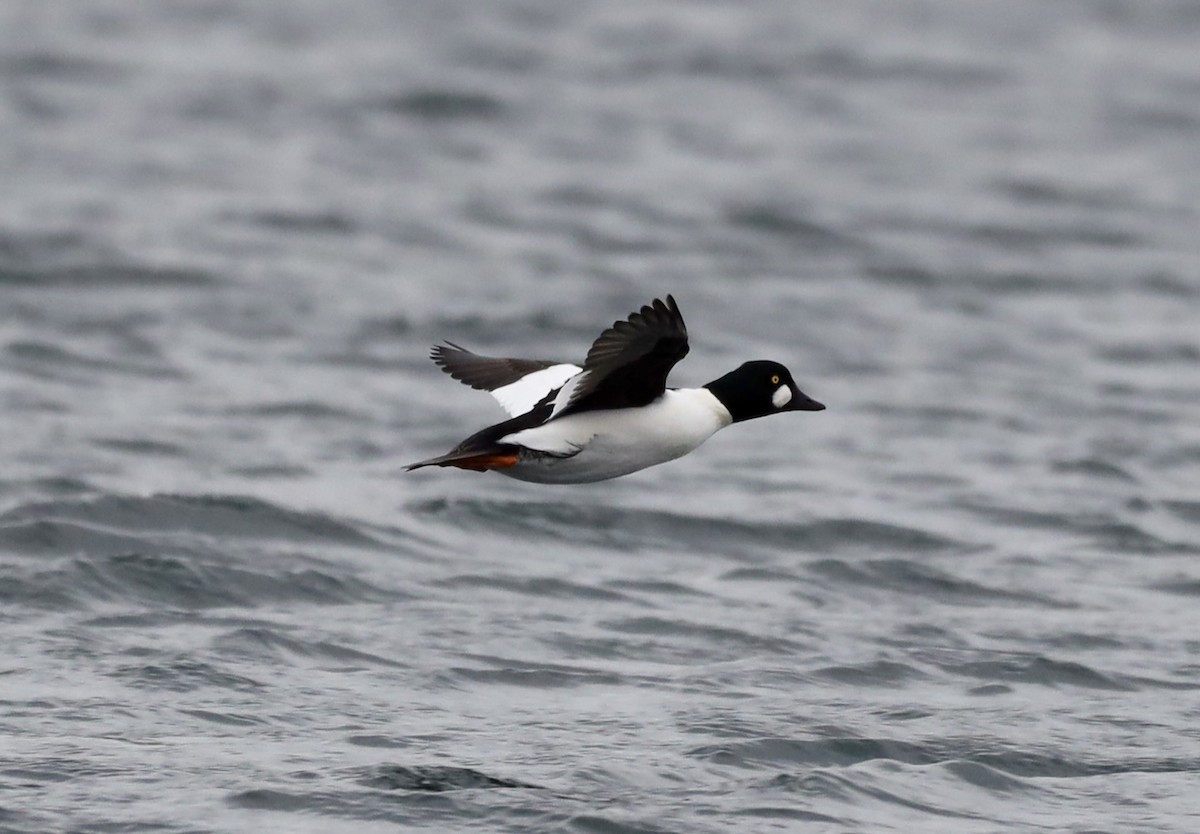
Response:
358,764,540,792
953,500,1190,555
212,627,409,669
1,493,388,548
109,657,266,693
4,339,183,381
0,493,403,610
0,263,216,289
408,498,968,558
434,573,638,604
380,89,506,121
805,558,1067,607
445,654,624,689
1,551,392,611
601,615,806,655
692,734,1200,780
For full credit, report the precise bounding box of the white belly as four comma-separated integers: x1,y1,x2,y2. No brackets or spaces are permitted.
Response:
497,388,731,484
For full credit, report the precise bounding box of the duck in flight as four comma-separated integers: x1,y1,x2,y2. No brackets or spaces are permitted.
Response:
406,295,824,483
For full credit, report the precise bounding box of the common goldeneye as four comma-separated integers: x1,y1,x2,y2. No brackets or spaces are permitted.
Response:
406,295,824,483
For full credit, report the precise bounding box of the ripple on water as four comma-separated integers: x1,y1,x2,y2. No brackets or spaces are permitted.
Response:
90,437,186,458
0,263,217,289
601,616,808,656
357,764,540,792
409,498,968,557
1162,500,1200,525
433,573,639,604
913,648,1141,691
212,627,410,670
228,768,544,830
805,559,1067,607
4,339,182,381
447,655,624,689
0,493,387,548
809,659,930,687
697,733,1200,780
953,500,1189,554
244,209,357,235
108,657,265,693
0,518,163,558
222,400,371,421
1049,456,1140,483
690,735,941,769
723,202,863,253
1150,577,1200,597
380,89,507,121
1,551,392,611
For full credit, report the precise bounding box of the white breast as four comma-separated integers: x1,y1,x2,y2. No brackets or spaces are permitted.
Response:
498,388,732,483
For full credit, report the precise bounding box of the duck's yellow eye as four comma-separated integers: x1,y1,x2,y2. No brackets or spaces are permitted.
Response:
770,374,780,385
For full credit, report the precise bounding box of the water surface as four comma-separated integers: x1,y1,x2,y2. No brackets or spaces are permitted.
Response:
2,2,1199,831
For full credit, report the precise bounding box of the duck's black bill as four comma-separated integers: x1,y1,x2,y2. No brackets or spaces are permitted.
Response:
789,391,825,411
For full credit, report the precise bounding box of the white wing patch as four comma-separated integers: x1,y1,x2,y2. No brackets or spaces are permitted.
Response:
491,364,581,417
548,370,590,419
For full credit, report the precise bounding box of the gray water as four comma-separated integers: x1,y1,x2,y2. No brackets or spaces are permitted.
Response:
3,2,1200,831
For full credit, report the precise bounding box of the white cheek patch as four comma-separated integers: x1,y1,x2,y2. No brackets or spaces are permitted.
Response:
772,385,792,409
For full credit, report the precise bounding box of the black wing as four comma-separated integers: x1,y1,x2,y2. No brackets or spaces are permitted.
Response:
555,295,689,417
431,342,582,417
431,342,565,391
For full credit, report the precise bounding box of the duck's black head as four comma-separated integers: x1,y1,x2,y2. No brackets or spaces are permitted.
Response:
704,360,825,423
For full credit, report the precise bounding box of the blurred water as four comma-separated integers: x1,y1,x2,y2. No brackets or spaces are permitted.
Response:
2,2,1200,832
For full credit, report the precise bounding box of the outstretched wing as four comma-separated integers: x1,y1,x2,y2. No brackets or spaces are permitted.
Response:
549,295,689,419
431,342,581,418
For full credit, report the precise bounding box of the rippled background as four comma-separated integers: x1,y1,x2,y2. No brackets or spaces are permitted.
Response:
3,2,1199,831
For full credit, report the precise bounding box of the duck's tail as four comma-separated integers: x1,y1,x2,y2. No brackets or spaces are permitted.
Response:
405,448,520,472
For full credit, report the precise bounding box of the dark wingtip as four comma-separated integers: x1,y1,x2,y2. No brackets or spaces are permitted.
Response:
618,296,681,332
643,294,681,324
430,341,467,369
